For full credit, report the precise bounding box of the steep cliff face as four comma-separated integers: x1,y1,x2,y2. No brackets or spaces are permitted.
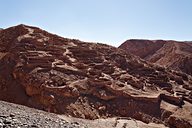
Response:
0,25,192,127
119,39,192,75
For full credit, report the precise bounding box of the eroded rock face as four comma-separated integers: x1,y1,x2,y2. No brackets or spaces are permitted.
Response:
0,25,192,127
119,39,192,75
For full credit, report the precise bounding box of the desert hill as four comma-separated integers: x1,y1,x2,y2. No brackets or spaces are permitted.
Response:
0,25,192,127
119,39,192,75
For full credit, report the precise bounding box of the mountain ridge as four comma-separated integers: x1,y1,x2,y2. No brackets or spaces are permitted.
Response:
119,39,192,75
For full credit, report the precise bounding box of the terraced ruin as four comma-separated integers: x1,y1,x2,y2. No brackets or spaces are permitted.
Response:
0,25,192,127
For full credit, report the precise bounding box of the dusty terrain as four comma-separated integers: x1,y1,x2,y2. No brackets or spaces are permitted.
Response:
0,100,82,128
0,25,192,127
119,39,192,75
0,100,168,128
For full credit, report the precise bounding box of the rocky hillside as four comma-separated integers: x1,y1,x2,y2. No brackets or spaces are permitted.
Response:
0,25,192,127
0,100,82,128
119,39,192,75
0,100,167,128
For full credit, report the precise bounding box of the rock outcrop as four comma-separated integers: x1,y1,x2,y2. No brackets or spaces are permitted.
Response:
0,25,192,127
119,39,192,75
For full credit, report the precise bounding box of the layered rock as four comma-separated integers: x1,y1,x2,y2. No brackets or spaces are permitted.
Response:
119,39,192,75
0,25,192,127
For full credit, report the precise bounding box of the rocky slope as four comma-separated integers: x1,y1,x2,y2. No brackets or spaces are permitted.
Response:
119,39,192,75
0,100,82,128
0,100,167,128
0,25,192,127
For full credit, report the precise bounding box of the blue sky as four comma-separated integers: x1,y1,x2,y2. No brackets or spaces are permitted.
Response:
0,0,192,46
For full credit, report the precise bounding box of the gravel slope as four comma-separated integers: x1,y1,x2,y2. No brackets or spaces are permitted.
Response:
0,100,168,128
0,100,83,128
